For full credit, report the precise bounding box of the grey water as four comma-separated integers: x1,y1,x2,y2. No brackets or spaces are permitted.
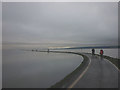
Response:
2,48,83,88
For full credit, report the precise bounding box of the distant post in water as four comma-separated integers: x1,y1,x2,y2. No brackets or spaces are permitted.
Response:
47,49,49,53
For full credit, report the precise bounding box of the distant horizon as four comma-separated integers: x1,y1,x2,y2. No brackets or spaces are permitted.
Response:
2,42,119,49
2,42,119,45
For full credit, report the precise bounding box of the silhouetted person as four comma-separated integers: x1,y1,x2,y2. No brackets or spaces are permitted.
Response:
100,49,104,57
92,48,95,55
47,49,49,53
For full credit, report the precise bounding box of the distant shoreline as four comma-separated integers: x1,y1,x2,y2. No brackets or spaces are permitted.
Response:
52,46,120,50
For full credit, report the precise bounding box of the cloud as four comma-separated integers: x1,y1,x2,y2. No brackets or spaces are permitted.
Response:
2,2,118,46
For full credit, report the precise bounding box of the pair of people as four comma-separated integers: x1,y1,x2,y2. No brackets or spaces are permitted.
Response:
92,48,104,56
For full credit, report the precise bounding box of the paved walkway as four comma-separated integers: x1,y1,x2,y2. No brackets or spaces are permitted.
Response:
71,53,119,88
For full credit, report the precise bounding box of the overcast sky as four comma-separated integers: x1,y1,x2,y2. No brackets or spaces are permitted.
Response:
2,2,118,46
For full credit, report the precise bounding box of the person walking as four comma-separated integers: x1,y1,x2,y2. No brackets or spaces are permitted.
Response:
92,48,95,55
100,49,104,57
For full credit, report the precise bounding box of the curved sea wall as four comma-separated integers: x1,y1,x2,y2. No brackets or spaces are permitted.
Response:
49,52,89,88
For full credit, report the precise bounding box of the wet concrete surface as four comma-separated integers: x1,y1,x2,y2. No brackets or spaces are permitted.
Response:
73,53,118,88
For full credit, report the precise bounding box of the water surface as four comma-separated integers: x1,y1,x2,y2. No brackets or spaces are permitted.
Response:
3,49,83,88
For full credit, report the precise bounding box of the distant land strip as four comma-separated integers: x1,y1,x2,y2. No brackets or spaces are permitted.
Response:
51,46,120,50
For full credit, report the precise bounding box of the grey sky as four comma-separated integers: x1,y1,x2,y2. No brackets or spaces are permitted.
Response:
2,2,118,46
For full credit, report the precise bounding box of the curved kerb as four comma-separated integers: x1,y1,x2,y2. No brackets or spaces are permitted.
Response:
35,51,91,88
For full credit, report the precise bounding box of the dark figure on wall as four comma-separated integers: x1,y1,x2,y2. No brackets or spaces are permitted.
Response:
92,48,95,55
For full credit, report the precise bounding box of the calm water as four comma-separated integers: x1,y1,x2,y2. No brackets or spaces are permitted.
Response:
3,49,83,88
